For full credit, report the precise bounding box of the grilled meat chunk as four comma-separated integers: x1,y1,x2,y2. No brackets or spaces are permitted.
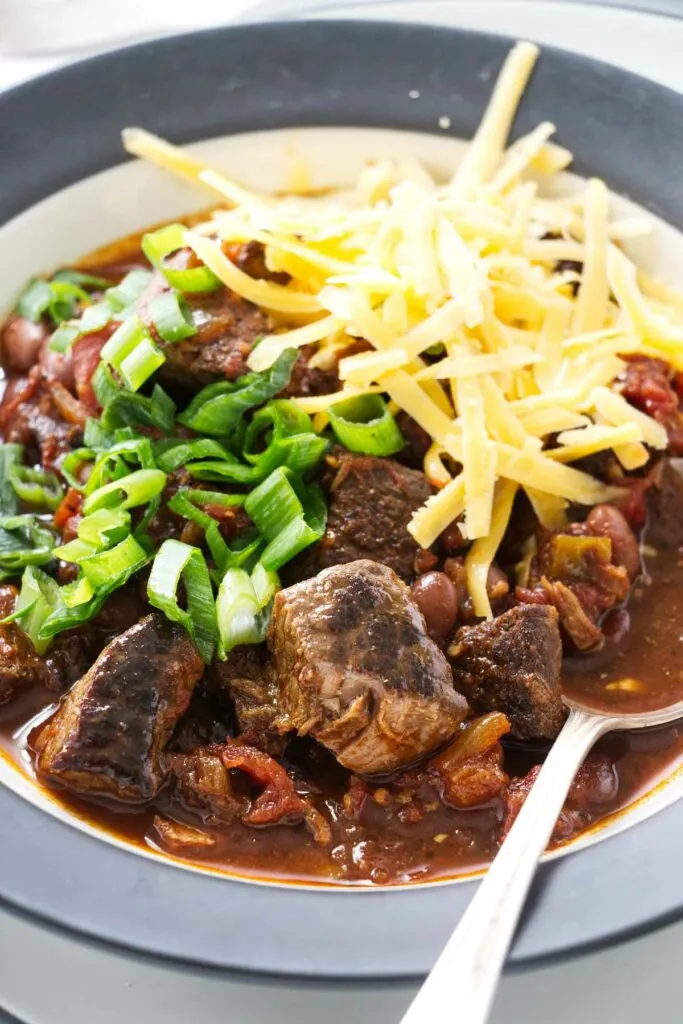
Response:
449,604,564,740
269,560,467,775
36,615,204,801
294,451,432,582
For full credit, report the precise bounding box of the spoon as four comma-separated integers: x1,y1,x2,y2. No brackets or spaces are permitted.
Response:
400,694,683,1024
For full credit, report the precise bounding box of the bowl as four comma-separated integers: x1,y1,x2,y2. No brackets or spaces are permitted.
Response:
2,18,683,979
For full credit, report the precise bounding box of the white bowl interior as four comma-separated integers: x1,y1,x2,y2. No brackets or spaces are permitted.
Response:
2,126,683,887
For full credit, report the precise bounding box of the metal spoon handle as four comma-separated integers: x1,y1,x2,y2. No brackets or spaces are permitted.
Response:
400,709,613,1024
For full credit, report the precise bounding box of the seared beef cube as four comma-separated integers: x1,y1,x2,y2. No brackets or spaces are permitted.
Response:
448,604,564,740
269,560,467,775
36,615,204,801
295,451,432,582
168,747,245,824
207,645,283,754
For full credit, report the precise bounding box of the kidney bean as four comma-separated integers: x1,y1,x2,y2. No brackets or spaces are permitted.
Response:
1,316,48,372
586,504,641,580
411,571,459,640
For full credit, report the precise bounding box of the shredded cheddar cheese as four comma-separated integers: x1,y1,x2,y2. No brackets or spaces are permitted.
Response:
122,40,683,615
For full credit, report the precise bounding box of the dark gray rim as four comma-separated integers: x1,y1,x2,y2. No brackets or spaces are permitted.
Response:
1,19,683,979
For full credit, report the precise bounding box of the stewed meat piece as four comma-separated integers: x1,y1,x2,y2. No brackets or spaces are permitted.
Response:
35,615,204,801
207,645,284,754
269,560,468,775
158,287,271,393
168,747,245,825
153,816,216,852
293,451,433,582
448,604,564,740
134,250,272,394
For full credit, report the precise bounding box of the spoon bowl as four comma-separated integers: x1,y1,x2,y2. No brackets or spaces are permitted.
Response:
400,692,683,1024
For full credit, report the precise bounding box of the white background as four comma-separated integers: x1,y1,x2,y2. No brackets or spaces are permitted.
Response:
2,2,683,1022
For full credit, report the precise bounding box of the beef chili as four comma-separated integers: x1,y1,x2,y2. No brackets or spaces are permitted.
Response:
3,41,683,885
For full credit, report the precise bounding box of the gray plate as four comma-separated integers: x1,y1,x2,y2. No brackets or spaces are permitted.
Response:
1,19,683,981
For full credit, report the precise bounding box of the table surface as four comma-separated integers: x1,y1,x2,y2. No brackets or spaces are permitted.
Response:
2,2,683,1022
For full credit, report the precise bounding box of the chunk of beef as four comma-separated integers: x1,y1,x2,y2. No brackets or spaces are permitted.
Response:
293,451,433,583
647,458,683,550
448,605,564,740
501,753,618,842
0,373,82,470
136,263,271,394
620,355,683,454
207,644,283,754
168,747,245,824
269,560,467,775
153,815,216,851
35,615,204,802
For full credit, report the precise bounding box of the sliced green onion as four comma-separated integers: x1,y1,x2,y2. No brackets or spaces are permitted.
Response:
83,419,114,448
243,399,316,461
142,223,221,294
167,489,247,575
148,291,197,342
9,466,63,511
77,508,131,548
147,539,217,662
14,566,61,654
244,468,327,571
155,438,234,474
178,349,298,437
46,281,91,325
52,269,110,290
82,468,167,515
242,399,329,477
0,514,55,577
0,444,23,514
259,484,327,572
92,364,176,432
328,394,404,456
79,533,148,589
100,315,164,392
216,564,279,655
15,278,52,322
244,466,304,541
80,301,116,333
60,575,95,608
119,334,165,391
49,321,82,353
52,537,98,564
105,269,153,312
84,436,156,496
216,565,279,657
